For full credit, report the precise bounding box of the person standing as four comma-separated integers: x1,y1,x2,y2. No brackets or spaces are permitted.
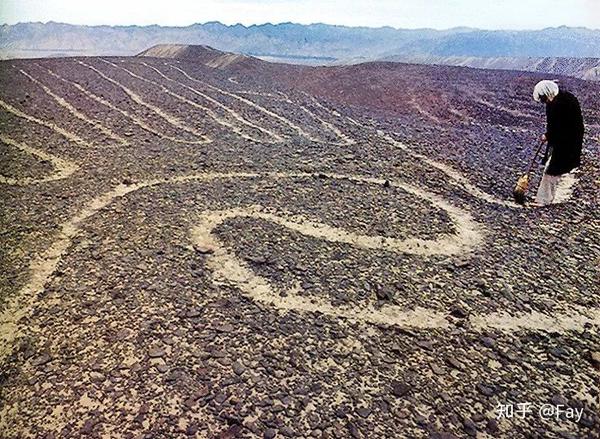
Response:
532,80,584,205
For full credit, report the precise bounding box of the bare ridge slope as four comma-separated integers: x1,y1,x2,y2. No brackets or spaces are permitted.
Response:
0,50,599,438
377,55,600,81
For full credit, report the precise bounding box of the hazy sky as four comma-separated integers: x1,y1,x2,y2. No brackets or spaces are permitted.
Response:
1,0,599,30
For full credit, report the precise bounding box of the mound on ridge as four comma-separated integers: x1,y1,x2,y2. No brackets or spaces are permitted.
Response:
137,43,261,70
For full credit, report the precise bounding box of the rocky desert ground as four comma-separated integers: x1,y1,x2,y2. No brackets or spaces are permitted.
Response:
0,51,599,438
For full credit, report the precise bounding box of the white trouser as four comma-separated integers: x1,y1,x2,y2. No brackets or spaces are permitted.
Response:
534,155,578,205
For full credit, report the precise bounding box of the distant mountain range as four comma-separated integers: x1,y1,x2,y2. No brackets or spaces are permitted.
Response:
363,55,600,81
2,21,600,80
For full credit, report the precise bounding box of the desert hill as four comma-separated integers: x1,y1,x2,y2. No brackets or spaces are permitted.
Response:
137,44,600,130
1,47,599,437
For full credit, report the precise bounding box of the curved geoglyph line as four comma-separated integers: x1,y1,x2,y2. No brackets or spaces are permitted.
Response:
193,209,450,329
0,133,78,186
190,179,478,330
136,61,282,143
17,68,128,147
0,171,597,364
187,174,597,332
0,171,256,359
78,60,211,144
191,203,599,332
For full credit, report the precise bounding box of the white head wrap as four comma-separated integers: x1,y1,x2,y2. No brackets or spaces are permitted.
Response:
533,80,559,102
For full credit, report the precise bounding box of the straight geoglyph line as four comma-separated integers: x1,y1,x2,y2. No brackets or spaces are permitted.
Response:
78,60,211,144
17,68,128,147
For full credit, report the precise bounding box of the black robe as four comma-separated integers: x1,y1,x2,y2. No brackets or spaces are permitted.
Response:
544,90,584,176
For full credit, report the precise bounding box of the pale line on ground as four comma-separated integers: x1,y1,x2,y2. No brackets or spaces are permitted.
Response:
78,60,210,144
471,120,532,134
305,95,365,129
306,94,360,123
471,307,600,333
385,129,573,206
138,61,282,143
380,132,522,208
274,91,355,145
347,116,362,126
0,133,78,186
0,169,478,358
190,173,483,329
103,59,246,139
476,97,537,120
241,90,551,208
297,92,536,207
192,209,450,329
0,171,251,360
298,97,356,145
409,97,443,124
192,208,600,332
0,180,141,360
17,68,128,147
271,170,483,256
306,95,367,143
168,64,318,141
448,107,474,123
41,65,201,144
189,173,595,332
237,90,284,98
0,98,91,148
459,85,539,121
411,94,514,128
28,60,530,210
452,88,536,132
1,169,592,365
